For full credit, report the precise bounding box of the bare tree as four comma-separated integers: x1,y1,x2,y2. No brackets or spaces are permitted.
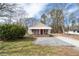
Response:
41,14,47,24
0,3,17,24
49,9,64,33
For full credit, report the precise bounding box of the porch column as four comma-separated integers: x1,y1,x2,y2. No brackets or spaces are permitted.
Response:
48,29,51,34
43,29,45,35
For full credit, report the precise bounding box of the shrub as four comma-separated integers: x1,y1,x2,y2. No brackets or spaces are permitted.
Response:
0,24,26,41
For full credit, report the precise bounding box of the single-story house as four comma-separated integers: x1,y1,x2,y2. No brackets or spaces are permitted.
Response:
28,22,52,35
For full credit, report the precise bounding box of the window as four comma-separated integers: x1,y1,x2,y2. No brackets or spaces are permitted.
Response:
44,29,48,34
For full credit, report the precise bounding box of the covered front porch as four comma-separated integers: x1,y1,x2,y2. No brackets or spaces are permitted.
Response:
31,29,51,35
28,22,52,36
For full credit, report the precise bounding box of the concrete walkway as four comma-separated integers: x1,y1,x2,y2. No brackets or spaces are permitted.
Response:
56,36,79,47
33,37,73,46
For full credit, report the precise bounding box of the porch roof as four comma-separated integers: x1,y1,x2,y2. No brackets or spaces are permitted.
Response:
29,27,52,29
29,22,52,29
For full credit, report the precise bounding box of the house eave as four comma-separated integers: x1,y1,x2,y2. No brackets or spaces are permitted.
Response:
29,27,52,29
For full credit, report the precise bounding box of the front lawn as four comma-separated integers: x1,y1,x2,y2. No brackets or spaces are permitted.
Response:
0,37,79,56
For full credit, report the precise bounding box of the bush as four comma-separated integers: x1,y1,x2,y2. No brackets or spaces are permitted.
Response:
0,24,26,41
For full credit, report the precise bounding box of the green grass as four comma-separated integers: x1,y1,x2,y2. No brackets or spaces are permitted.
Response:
0,37,79,56
0,37,56,56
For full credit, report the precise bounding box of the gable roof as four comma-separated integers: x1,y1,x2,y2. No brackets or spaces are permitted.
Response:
33,22,47,27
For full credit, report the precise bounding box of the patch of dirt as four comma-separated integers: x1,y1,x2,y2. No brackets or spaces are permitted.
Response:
52,46,79,56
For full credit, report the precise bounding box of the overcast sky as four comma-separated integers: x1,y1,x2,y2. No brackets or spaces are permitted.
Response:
0,3,79,25
19,3,79,19
20,3,79,26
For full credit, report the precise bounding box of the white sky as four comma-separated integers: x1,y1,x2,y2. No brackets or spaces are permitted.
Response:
0,3,79,25
68,7,78,13
21,3,48,18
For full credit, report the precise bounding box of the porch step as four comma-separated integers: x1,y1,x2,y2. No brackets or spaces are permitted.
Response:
32,34,54,37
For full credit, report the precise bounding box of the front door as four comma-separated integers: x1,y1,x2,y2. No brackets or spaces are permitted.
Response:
40,29,43,35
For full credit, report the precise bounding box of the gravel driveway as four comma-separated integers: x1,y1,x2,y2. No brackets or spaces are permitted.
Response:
33,37,74,46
